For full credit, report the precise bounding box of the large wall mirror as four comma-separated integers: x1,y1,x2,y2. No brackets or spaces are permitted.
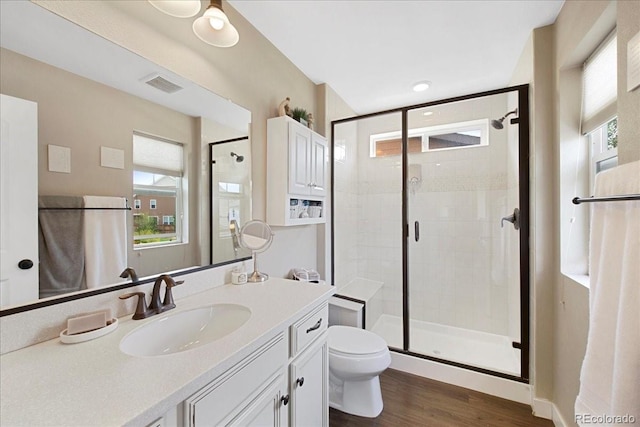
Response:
0,1,252,313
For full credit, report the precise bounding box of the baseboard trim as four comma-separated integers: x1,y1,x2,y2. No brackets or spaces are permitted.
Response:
533,398,554,419
390,352,532,405
552,404,570,427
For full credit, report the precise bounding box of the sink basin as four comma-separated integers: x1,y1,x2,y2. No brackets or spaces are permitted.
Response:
120,304,251,357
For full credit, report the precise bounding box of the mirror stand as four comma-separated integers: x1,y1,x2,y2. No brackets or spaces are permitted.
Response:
248,254,269,283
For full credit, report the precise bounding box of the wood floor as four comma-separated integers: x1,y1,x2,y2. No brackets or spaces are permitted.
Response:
329,369,554,427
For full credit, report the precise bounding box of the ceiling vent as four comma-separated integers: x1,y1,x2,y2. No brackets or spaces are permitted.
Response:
142,73,183,94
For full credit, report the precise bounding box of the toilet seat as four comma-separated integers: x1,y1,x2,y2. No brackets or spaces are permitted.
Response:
328,325,388,357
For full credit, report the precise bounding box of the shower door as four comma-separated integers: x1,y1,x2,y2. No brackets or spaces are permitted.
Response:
405,88,528,379
331,85,530,382
332,112,405,349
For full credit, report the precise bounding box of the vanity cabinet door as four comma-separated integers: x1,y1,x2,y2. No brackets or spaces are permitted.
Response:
230,374,288,427
289,334,328,427
185,334,286,426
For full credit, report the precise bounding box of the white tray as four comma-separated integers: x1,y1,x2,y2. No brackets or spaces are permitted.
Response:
60,318,119,344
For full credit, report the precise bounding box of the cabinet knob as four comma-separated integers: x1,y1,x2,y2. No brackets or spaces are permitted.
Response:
281,394,290,406
296,377,305,387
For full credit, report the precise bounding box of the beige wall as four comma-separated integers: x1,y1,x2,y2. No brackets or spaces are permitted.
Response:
512,24,558,403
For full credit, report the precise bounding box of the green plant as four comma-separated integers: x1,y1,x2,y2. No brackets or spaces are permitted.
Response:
291,107,309,122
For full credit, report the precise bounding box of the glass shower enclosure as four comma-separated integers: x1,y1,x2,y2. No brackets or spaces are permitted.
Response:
331,86,529,381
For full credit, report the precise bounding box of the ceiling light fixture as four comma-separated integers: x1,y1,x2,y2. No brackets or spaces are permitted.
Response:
148,0,201,18
192,0,239,48
412,81,431,92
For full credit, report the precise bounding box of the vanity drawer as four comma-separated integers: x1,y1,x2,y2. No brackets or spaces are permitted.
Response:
290,303,328,356
184,333,287,426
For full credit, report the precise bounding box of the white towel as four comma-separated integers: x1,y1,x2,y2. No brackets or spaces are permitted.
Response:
83,196,127,289
575,160,640,426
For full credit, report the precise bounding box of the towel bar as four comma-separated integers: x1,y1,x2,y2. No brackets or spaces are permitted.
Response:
572,194,640,204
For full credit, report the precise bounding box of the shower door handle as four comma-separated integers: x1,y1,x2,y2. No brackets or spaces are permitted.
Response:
501,208,520,230
414,221,420,242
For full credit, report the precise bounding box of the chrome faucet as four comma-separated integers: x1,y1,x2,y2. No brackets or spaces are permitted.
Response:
150,274,184,314
119,274,184,319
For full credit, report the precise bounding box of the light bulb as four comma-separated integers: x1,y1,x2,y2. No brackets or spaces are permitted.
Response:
412,81,431,92
209,17,225,30
204,6,228,30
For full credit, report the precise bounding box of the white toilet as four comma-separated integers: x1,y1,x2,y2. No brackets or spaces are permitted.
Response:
328,298,391,418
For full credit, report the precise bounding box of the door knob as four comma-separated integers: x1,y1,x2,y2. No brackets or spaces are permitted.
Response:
18,259,34,270
501,208,520,230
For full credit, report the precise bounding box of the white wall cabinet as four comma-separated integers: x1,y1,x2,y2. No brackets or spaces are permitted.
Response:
267,116,327,226
177,302,328,427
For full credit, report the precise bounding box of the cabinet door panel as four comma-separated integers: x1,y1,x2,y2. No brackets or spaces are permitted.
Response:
288,123,311,195
185,334,286,426
310,134,327,197
290,337,328,427
230,375,286,427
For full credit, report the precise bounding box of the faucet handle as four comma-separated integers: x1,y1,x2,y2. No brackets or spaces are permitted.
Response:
161,279,184,311
119,292,152,320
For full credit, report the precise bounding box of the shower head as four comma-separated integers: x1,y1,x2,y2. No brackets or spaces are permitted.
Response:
491,108,518,130
230,152,244,162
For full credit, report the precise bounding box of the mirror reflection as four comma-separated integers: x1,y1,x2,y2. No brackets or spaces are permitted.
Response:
0,1,252,311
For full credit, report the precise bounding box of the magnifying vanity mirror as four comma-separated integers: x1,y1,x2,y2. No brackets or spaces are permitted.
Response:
238,220,274,283
0,1,253,313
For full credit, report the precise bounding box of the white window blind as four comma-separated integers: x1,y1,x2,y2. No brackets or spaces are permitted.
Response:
582,33,617,134
133,133,184,176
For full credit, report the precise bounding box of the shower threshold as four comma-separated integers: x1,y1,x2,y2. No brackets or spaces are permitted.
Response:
371,314,520,376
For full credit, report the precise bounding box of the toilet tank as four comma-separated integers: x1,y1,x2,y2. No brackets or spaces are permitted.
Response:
329,296,364,328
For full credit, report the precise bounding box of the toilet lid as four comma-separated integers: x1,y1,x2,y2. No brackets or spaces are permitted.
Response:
328,326,388,356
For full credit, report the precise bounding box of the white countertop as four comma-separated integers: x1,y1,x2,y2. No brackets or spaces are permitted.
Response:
0,278,334,426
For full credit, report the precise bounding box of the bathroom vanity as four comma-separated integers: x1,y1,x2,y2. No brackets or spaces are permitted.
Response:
0,278,333,426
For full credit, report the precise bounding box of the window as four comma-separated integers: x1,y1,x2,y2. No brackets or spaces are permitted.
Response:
134,199,141,209
589,117,618,190
582,32,617,189
582,32,617,135
132,133,185,248
369,119,489,157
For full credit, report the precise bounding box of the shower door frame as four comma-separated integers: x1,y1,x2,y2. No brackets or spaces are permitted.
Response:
330,84,530,383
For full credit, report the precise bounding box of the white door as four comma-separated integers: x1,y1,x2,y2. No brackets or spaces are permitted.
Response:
288,122,311,195
0,94,39,307
310,134,327,197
